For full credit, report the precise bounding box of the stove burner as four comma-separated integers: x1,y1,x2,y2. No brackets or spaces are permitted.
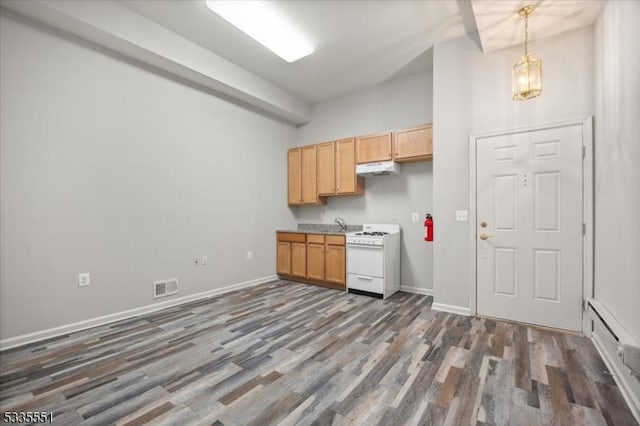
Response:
355,231,388,236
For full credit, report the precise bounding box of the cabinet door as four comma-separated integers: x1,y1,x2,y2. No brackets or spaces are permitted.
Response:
317,142,335,196
394,124,433,162
291,242,307,277
306,243,325,281
356,132,392,164
336,138,363,195
277,241,291,275
301,145,319,204
325,244,346,286
288,149,302,205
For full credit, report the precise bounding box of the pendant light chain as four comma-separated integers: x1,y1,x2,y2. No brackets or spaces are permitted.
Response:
524,11,529,55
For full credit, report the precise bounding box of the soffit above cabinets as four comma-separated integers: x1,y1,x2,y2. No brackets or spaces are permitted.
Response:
471,0,605,53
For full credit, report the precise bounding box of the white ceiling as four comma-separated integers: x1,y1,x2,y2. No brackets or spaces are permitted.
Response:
471,0,604,53
0,0,605,123
118,0,473,103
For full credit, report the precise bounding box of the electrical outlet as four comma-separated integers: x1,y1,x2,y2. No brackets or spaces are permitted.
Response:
247,251,253,260
411,213,419,222
194,257,200,266
78,272,90,287
392,211,398,222
202,255,208,265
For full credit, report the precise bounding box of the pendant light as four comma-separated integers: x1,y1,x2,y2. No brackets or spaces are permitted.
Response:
513,5,542,101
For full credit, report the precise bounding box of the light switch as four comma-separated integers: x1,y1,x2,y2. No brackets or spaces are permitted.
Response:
456,210,468,222
411,213,419,222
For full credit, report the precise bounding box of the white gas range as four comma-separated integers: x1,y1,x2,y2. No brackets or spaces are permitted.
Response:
346,224,400,299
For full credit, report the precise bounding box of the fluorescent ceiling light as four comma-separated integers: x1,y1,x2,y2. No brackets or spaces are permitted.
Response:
205,1,314,63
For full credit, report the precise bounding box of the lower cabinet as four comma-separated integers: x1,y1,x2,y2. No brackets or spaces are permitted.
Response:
277,233,306,277
306,234,326,281
325,243,346,285
277,232,345,290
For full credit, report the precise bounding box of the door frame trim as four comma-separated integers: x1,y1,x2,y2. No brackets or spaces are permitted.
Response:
468,117,594,334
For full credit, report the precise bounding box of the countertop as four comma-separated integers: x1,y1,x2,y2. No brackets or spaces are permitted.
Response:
276,223,362,235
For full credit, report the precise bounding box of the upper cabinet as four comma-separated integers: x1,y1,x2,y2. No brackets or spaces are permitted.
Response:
317,142,335,196
317,138,364,197
335,138,364,195
394,124,433,162
288,147,325,206
288,123,431,207
301,145,320,204
356,132,393,164
287,148,302,205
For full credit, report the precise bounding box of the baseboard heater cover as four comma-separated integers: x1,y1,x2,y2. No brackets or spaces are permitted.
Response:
587,299,640,423
587,299,640,376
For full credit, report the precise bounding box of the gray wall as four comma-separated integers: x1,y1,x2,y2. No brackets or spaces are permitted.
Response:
295,71,434,292
594,1,640,343
432,26,595,309
0,13,297,339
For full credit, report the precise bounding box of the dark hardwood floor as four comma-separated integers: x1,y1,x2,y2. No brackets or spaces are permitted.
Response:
0,280,636,425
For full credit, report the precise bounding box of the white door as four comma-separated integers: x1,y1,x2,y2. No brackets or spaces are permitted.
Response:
476,125,583,331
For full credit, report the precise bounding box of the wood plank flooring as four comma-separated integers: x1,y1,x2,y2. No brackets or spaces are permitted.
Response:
0,280,636,425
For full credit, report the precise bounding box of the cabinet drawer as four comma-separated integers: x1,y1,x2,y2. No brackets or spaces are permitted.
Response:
348,273,384,294
325,235,345,246
277,232,306,243
307,234,325,244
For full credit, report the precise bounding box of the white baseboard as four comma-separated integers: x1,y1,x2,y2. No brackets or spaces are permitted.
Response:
399,286,434,296
591,327,640,423
431,302,472,316
0,275,278,351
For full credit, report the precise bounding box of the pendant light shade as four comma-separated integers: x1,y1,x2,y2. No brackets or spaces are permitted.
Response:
513,5,542,101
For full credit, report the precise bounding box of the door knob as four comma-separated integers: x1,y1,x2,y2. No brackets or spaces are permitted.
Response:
479,232,494,240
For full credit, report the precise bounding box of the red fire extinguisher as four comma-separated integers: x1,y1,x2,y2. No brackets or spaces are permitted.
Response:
424,214,434,242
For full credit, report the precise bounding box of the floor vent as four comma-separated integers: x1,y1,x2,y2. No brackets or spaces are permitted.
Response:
153,278,178,299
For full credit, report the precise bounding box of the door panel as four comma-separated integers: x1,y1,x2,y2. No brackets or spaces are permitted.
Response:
494,248,517,296
477,125,583,331
494,174,518,230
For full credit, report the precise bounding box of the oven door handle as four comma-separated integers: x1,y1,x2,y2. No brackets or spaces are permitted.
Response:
347,244,383,248
356,275,374,280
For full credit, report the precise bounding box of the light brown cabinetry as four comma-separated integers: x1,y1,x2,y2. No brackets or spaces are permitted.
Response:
325,235,346,286
291,243,306,277
317,142,335,196
306,234,325,281
317,138,363,197
394,124,433,162
301,146,320,204
336,138,364,195
276,232,306,277
356,132,393,164
287,149,302,205
288,147,325,206
276,232,345,290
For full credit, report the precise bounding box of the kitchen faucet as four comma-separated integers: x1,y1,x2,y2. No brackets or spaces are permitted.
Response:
334,217,347,232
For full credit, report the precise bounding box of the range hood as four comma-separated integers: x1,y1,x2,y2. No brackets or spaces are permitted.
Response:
356,161,401,177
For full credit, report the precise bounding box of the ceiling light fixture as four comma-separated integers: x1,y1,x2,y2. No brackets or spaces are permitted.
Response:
512,4,542,101
205,0,314,63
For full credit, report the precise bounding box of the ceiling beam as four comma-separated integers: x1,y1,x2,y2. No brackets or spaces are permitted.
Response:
1,0,312,126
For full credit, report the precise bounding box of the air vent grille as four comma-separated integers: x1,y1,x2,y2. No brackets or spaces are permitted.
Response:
153,278,178,299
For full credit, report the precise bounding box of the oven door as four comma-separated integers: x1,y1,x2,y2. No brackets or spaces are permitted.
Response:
347,243,384,277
